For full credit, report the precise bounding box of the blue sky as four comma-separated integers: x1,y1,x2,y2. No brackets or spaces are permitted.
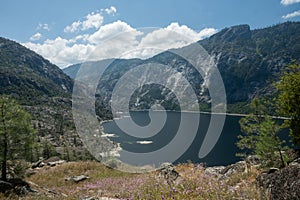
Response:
1,0,300,67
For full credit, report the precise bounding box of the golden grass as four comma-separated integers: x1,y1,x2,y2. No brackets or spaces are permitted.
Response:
0,161,262,199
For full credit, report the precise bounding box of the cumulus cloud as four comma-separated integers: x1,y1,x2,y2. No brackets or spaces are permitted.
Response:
81,20,143,61
104,6,117,15
24,21,217,68
64,12,103,33
64,21,81,33
88,20,143,44
24,37,96,67
282,10,300,18
137,23,217,54
82,13,104,30
198,28,218,39
30,32,42,41
281,0,300,5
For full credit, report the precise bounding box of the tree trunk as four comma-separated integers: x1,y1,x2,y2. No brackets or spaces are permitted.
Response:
1,107,7,181
278,146,286,168
1,134,7,181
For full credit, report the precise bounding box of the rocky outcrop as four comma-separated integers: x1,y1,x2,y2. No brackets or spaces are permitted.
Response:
256,161,300,200
32,158,66,169
157,162,180,184
0,178,36,195
205,160,248,179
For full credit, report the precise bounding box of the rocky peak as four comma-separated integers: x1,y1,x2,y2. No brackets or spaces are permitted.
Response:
209,24,251,43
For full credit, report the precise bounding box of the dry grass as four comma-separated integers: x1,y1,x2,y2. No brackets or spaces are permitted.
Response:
1,161,262,199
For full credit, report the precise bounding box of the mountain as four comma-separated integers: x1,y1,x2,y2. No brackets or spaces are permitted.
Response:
0,37,96,161
0,37,73,105
199,22,300,105
64,22,300,116
62,63,81,82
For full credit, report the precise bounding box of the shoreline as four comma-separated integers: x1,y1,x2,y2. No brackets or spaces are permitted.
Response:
100,110,290,125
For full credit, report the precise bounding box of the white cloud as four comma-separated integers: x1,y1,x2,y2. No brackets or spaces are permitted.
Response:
24,21,217,68
64,21,81,33
37,23,50,31
30,32,42,41
64,12,104,33
104,6,117,15
282,10,300,18
82,13,104,30
137,23,217,55
88,20,143,44
24,37,96,67
198,28,218,39
281,0,300,5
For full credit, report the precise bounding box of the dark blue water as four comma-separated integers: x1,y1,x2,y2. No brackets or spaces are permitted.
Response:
101,111,248,166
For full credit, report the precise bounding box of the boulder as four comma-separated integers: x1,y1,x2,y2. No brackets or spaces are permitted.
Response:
43,156,62,163
245,155,261,166
221,161,247,177
0,178,36,195
204,166,226,179
65,175,89,183
32,160,45,169
0,180,13,193
157,162,179,184
257,163,300,199
205,161,247,179
47,160,65,167
290,158,300,166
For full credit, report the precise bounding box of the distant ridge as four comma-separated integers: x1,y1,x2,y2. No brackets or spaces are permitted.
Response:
63,21,300,114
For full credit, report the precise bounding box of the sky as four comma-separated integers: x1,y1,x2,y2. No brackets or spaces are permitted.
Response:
1,0,300,68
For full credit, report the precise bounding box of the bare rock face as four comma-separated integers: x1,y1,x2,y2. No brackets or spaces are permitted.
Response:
256,162,300,200
157,162,180,184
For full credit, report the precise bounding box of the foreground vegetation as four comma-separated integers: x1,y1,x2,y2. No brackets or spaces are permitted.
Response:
0,161,261,200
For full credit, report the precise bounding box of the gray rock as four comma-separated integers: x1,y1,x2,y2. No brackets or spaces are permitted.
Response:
221,161,247,177
204,166,226,178
257,163,300,199
290,158,300,166
32,160,45,169
65,175,89,183
47,160,65,167
245,155,261,165
44,156,62,163
81,197,97,200
205,161,247,179
157,162,179,184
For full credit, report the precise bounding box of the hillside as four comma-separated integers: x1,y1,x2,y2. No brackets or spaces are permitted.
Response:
0,37,92,161
64,21,300,115
0,37,73,105
199,22,300,105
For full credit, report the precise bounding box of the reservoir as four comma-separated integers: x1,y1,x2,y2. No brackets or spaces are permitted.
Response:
101,111,247,167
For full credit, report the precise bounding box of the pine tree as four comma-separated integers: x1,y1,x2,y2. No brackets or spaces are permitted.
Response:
0,95,36,181
276,63,300,147
237,98,289,168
